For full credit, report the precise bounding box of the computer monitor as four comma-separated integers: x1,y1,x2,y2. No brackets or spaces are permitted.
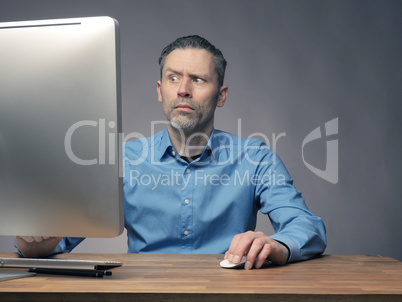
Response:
0,17,124,238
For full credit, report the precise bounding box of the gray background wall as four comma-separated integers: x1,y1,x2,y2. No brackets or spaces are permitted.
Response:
0,0,401,261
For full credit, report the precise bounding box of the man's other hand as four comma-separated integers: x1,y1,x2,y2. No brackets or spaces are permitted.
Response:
224,231,289,270
16,236,63,258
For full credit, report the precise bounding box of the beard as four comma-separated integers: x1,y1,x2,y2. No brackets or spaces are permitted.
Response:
170,114,197,131
167,100,199,131
161,96,218,133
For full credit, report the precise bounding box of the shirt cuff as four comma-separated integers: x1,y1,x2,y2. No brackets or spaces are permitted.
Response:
269,234,301,263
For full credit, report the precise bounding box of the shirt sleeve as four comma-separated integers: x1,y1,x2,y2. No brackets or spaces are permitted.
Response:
54,237,86,254
253,145,327,263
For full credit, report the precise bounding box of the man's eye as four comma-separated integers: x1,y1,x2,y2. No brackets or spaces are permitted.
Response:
169,76,179,82
193,78,205,83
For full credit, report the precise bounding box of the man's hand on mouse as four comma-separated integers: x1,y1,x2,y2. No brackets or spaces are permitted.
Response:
224,231,289,270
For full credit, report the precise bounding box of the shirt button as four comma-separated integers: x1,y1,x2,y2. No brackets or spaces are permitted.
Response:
184,199,190,204
184,230,189,236
186,169,191,174
172,151,176,156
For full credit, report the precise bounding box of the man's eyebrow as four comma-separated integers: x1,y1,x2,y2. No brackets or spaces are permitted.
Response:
163,67,210,80
164,68,182,76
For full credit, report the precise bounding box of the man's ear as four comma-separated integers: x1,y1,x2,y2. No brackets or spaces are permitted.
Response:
157,80,162,103
217,86,228,108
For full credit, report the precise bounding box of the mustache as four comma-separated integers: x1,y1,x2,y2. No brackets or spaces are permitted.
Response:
172,99,197,109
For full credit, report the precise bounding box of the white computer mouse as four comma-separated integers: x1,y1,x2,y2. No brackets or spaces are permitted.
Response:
219,255,247,269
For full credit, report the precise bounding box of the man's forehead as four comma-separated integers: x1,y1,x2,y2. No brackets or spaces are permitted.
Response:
163,48,216,75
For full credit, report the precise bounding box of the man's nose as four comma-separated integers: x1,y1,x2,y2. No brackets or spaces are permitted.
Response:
177,78,192,98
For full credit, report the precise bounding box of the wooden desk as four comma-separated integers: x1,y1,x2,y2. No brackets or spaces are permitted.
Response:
0,253,401,301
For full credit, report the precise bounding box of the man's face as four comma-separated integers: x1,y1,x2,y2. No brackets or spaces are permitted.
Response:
157,48,227,134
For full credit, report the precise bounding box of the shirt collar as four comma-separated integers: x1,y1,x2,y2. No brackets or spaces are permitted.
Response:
156,127,219,162
155,128,173,160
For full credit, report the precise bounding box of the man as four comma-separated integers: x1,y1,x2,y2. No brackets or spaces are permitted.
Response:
17,35,326,269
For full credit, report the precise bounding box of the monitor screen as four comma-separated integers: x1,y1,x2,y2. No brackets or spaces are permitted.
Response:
0,17,124,238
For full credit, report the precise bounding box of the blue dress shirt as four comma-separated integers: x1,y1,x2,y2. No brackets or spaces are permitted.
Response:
35,128,326,263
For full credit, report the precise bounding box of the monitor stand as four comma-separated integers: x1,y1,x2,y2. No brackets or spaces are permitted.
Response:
0,270,36,282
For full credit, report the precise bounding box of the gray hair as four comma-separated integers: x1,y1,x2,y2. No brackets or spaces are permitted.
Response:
158,35,227,86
